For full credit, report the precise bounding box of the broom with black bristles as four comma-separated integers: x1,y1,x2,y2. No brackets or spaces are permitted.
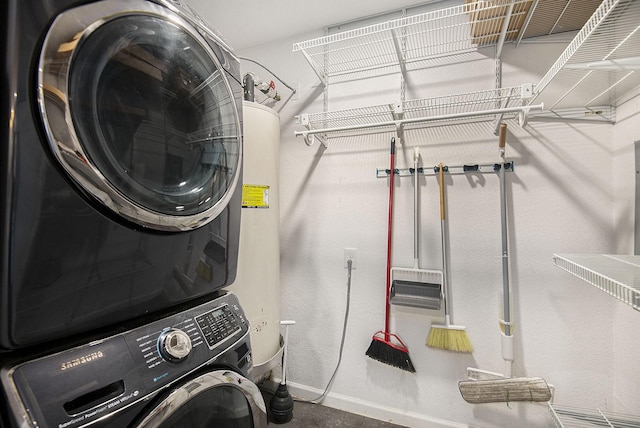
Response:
426,163,473,353
366,138,416,373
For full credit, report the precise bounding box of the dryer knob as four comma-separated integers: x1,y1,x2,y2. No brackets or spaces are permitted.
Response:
158,329,192,362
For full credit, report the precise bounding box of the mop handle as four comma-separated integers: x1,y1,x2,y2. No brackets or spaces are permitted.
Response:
498,124,511,337
385,138,396,337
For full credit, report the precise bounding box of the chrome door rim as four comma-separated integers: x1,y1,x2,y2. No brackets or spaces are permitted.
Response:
37,0,242,231
135,370,267,427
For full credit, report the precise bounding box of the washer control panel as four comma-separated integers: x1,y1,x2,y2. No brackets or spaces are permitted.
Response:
126,295,248,391
2,293,250,428
195,304,242,349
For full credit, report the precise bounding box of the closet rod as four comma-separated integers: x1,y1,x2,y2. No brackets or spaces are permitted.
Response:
295,104,544,141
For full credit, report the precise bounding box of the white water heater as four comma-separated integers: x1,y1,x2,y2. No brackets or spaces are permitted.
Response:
228,101,281,369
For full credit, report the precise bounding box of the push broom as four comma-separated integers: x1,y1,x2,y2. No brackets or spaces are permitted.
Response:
458,124,551,404
426,163,473,353
366,138,416,373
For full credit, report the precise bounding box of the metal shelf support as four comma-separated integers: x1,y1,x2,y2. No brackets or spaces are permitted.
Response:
495,0,516,58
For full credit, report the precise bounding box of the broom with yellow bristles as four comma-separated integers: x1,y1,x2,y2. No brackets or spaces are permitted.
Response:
426,163,473,353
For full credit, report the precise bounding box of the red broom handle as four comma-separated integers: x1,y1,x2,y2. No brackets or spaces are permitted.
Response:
385,138,396,338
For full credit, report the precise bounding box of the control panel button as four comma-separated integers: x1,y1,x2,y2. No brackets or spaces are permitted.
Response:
157,329,192,362
195,304,241,349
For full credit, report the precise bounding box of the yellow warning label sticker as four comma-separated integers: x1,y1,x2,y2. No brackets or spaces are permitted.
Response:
242,184,269,208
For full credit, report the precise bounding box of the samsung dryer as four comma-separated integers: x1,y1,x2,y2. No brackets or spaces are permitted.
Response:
0,0,244,350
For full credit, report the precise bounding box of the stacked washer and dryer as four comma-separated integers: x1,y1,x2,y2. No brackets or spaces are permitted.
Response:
0,0,269,426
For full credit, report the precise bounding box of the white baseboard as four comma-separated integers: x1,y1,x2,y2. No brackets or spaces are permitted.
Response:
286,381,470,428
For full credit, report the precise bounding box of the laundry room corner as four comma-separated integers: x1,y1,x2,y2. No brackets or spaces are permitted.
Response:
3,0,640,427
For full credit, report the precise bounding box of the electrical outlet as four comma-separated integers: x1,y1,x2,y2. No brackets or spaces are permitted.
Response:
344,248,357,269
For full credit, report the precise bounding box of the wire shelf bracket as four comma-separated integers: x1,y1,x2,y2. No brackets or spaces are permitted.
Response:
528,106,616,124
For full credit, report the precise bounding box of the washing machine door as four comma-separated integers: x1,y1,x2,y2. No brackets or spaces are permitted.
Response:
37,0,242,231
135,370,268,428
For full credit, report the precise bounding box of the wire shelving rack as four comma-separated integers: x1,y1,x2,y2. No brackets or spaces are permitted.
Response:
292,0,533,85
540,4,640,422
552,253,640,311
291,1,539,145
295,85,542,146
530,0,640,111
549,403,640,427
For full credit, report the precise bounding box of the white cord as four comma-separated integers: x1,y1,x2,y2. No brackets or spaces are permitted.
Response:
297,259,352,404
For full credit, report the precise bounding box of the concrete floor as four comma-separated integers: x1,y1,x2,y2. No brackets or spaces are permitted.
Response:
261,387,407,428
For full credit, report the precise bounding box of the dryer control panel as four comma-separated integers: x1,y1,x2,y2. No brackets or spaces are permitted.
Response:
1,293,251,428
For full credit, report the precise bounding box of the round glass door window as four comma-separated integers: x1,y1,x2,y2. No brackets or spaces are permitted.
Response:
38,0,241,231
136,371,267,428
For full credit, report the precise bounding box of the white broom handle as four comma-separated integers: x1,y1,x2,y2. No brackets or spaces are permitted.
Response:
413,147,420,266
281,320,295,385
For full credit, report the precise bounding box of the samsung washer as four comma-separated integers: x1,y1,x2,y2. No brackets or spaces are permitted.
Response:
1,293,268,428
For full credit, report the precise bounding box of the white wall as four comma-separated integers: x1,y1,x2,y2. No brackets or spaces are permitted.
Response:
234,25,638,428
